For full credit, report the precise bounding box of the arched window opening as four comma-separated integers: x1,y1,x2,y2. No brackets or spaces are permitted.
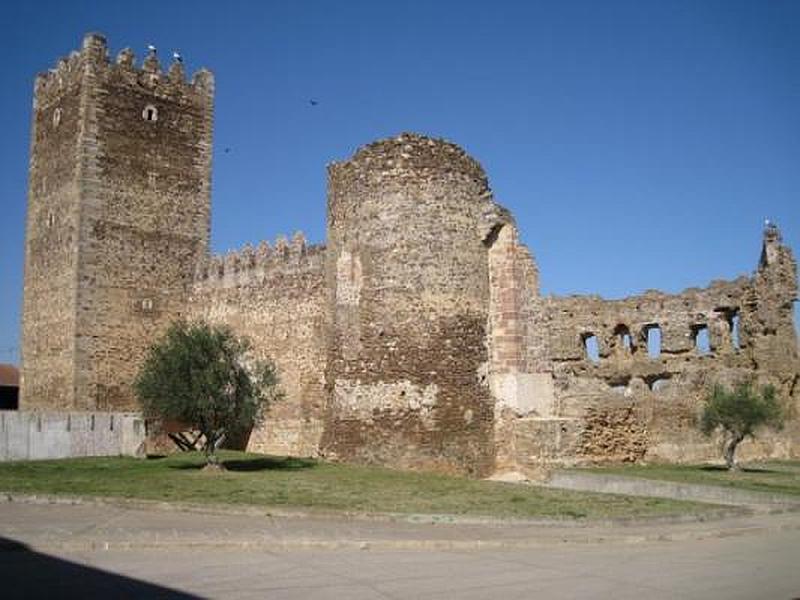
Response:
608,375,631,395
142,104,158,122
642,324,661,358
647,375,671,392
692,324,711,355
581,333,600,364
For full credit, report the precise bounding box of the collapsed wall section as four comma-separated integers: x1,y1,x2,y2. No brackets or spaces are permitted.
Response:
188,233,326,457
485,220,555,475
509,224,799,470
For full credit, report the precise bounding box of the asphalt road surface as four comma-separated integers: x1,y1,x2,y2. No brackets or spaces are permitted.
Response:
1,501,798,599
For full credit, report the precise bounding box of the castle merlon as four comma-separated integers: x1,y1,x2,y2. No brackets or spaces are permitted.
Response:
193,232,326,283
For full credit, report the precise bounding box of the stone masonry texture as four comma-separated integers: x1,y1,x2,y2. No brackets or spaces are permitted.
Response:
20,34,800,476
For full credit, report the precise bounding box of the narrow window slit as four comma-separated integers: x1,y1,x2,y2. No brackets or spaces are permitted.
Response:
730,312,741,351
642,324,661,358
581,333,600,363
692,324,711,355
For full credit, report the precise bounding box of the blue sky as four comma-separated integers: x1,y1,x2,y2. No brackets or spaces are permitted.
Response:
1,0,798,364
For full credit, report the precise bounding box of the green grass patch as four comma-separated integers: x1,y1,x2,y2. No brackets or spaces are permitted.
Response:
0,451,717,519
575,461,800,497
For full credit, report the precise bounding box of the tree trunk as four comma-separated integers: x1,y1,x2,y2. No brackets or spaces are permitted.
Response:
201,430,227,472
204,432,219,465
724,433,745,471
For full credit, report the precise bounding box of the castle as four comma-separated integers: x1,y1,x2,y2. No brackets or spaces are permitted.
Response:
21,33,800,477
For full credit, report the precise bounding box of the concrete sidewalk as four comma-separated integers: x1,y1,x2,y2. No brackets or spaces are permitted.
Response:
546,471,800,509
1,495,799,552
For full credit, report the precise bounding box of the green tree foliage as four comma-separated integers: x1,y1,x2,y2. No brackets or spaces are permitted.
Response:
134,320,280,468
699,382,785,470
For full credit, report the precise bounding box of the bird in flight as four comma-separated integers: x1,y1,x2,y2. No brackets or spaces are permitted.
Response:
309,99,319,106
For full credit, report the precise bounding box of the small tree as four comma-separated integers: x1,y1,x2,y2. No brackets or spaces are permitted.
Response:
699,381,784,470
134,320,280,469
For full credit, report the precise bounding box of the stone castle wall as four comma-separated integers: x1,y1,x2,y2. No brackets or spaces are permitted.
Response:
21,44,86,408
188,233,327,457
20,34,799,475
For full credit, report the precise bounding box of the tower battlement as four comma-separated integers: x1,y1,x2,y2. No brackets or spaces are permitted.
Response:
34,32,213,109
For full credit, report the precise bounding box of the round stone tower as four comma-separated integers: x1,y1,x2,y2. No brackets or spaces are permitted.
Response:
321,133,496,476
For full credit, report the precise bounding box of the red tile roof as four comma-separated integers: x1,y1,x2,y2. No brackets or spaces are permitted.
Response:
0,364,20,387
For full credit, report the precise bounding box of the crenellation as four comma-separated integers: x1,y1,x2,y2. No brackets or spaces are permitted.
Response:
193,238,326,288
34,36,212,118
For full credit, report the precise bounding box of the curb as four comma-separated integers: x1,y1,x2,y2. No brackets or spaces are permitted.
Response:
4,519,800,553
0,490,748,529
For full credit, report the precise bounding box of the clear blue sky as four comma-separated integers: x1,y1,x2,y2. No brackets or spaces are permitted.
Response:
2,0,799,365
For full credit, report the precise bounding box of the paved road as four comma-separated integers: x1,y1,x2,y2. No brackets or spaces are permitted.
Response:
1,501,799,599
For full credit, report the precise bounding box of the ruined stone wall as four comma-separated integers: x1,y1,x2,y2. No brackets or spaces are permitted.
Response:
188,234,327,457
507,228,799,470
322,134,498,476
486,221,557,474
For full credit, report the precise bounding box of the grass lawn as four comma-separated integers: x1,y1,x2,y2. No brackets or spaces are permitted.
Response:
0,451,717,520
576,461,800,497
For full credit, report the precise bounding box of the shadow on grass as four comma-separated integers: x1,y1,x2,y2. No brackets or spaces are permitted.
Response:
168,456,317,472
699,465,778,474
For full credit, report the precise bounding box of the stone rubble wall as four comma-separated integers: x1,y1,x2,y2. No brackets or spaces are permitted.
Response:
188,233,327,457
321,134,498,477
504,226,799,474
20,46,86,409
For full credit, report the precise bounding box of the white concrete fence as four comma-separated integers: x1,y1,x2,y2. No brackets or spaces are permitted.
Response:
0,411,146,461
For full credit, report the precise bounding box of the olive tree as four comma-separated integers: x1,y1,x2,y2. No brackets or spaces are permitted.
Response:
699,381,784,470
134,320,280,469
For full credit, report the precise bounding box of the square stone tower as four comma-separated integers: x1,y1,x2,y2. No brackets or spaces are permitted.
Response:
21,33,214,410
